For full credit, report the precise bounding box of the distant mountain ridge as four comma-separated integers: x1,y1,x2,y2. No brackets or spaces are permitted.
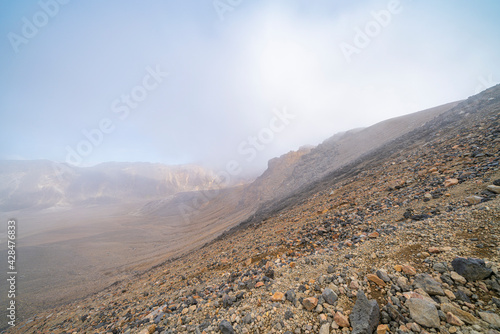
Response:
0,161,219,211
242,101,460,208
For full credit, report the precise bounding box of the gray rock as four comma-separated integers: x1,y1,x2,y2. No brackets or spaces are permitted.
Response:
432,262,448,273
454,289,471,303
376,269,391,282
407,298,440,328
322,288,338,305
413,273,445,295
350,290,380,334
243,313,252,324
285,289,296,303
486,184,500,194
218,320,234,334
396,276,410,291
478,311,500,327
465,196,483,205
451,257,493,281
319,323,330,334
327,265,335,273
440,273,454,286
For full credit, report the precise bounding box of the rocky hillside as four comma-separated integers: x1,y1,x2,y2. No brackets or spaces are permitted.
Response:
0,161,219,211
243,101,459,209
9,87,499,333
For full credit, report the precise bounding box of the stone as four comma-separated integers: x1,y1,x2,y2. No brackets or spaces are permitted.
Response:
271,292,285,302
444,178,459,187
451,257,493,281
322,288,338,305
433,262,448,273
243,313,253,323
446,312,464,326
255,282,264,288
478,311,500,327
486,184,500,193
350,290,380,334
444,289,456,300
402,265,417,275
407,322,420,332
367,274,386,287
285,289,296,303
450,271,467,284
428,247,442,253
319,323,330,334
465,196,483,205
368,231,379,238
376,324,389,334
302,297,318,311
334,311,349,327
138,325,157,334
219,320,235,334
397,276,410,291
376,269,390,282
413,274,444,295
394,264,402,272
350,280,360,290
406,298,440,328
327,265,335,273
441,303,480,325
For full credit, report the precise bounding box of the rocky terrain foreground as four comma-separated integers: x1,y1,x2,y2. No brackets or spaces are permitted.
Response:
9,87,500,334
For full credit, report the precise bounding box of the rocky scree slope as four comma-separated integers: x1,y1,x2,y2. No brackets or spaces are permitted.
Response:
241,101,459,210
8,86,500,334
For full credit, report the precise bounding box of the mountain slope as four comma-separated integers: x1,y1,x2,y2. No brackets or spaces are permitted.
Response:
9,86,499,334
243,101,460,211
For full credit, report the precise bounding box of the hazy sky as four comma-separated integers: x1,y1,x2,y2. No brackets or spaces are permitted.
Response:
0,0,499,174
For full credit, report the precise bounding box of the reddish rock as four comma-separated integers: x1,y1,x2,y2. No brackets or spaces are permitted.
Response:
428,247,442,254
334,311,350,327
444,178,459,187
271,292,285,302
377,324,389,334
302,297,318,311
402,265,417,275
367,274,386,287
446,312,464,326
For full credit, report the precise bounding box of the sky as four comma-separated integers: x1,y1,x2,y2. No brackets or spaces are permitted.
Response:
0,0,499,175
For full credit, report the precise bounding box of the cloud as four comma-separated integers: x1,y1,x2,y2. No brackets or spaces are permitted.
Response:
0,0,498,172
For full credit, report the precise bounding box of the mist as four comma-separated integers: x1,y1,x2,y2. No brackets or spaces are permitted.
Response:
0,0,499,174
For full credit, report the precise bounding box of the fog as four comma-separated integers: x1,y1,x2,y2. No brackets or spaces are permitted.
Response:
0,0,499,174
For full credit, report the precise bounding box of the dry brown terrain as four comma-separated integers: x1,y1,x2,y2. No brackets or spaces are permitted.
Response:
0,186,255,324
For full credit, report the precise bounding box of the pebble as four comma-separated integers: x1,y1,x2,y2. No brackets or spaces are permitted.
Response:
302,297,318,311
